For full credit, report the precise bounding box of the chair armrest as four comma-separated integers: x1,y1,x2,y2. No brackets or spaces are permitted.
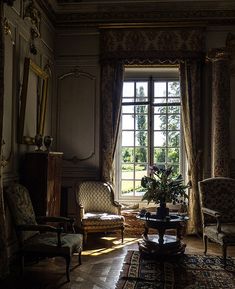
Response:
17,224,63,247
77,205,84,219
37,216,75,223
17,224,63,233
201,207,222,217
201,207,222,233
74,204,84,228
113,201,122,214
36,216,76,232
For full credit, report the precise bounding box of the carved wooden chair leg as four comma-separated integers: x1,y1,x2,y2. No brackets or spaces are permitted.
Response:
203,235,208,255
65,256,71,282
83,232,87,245
121,227,124,243
78,251,82,265
222,244,227,267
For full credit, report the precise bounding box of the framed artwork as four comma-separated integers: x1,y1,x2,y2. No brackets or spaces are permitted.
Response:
18,57,49,144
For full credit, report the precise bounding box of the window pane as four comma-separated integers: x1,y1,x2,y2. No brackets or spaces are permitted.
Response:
122,115,134,130
154,114,166,130
168,106,180,113
154,106,166,113
122,105,134,113
135,114,148,130
168,97,180,103
135,105,148,114
121,181,134,196
122,98,134,103
136,82,148,101
154,98,167,104
135,180,145,196
168,81,180,97
154,148,166,163
123,82,134,97
168,131,180,147
122,131,134,146
154,82,166,97
168,114,180,130
154,131,166,146
171,165,180,177
167,148,179,163
135,164,147,179
121,165,134,179
135,131,148,147
135,147,148,162
122,147,134,163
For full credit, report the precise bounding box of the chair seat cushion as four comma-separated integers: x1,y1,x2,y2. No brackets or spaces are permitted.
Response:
23,232,83,256
205,223,235,244
82,212,124,227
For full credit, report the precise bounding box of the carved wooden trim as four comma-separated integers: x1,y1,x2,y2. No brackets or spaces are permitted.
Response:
38,0,235,27
59,67,95,81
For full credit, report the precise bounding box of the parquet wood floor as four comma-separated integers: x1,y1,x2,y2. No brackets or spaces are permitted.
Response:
1,234,235,289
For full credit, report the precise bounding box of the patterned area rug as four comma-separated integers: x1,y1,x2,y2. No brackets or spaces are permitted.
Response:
115,250,235,289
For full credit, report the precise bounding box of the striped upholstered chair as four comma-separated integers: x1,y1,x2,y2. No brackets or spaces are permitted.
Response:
75,181,125,244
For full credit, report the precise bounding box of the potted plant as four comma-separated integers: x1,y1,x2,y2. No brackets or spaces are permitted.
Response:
141,165,189,219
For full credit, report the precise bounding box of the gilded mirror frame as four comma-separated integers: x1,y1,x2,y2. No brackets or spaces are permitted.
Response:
18,58,49,144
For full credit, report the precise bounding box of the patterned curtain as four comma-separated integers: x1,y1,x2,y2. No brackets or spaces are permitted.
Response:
180,60,203,234
101,62,124,183
0,1,9,279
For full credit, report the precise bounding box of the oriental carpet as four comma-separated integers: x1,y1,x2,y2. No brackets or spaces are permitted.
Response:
115,250,235,289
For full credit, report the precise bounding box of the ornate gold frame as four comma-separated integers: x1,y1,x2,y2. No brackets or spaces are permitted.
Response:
18,58,49,144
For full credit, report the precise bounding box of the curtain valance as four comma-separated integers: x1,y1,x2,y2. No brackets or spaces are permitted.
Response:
100,28,205,62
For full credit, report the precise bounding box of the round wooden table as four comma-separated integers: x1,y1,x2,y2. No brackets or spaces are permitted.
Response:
137,213,189,257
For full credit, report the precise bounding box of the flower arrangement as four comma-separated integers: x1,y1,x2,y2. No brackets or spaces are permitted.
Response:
141,165,189,206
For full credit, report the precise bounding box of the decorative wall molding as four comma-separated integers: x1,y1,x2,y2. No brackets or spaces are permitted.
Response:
3,17,15,45
57,67,97,164
23,0,41,54
206,48,230,63
59,66,95,81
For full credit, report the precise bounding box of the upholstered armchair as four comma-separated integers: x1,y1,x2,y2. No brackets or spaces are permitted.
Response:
75,181,125,244
199,177,235,266
6,183,83,282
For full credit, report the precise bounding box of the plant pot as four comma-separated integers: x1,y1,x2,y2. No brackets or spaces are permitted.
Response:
156,202,169,219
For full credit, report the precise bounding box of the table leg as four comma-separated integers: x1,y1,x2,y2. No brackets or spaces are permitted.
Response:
144,223,149,237
158,227,166,245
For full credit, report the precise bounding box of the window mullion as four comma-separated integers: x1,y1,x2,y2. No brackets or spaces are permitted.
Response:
149,77,154,173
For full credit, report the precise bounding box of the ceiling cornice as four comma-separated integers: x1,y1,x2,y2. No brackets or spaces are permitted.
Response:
39,1,235,28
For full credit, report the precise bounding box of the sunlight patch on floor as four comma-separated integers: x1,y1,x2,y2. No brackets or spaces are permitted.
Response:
82,238,140,256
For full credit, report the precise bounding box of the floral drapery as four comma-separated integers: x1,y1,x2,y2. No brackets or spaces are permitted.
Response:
100,27,205,233
210,50,230,177
0,2,9,279
180,61,203,234
101,62,124,182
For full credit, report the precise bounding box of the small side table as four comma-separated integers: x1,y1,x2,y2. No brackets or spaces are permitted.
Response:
137,213,189,257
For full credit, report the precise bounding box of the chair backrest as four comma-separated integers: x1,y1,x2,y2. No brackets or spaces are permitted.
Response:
6,183,38,241
199,177,235,224
76,181,119,214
